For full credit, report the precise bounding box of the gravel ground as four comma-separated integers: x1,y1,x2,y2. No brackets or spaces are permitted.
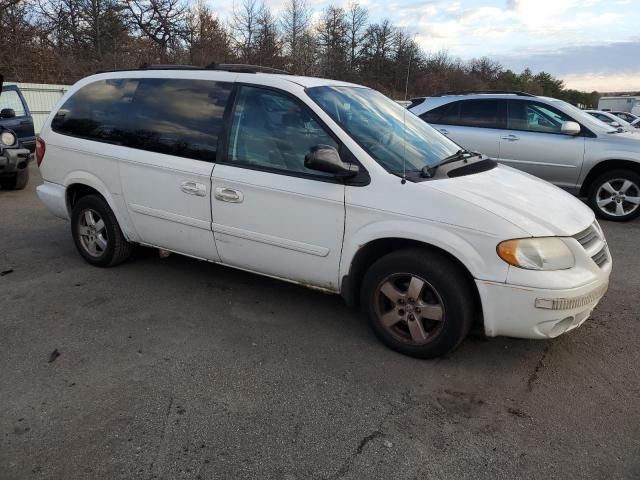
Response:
1,164,639,479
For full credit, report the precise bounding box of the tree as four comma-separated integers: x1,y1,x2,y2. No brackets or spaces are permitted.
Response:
186,0,232,66
253,5,281,67
123,0,189,62
280,0,311,73
345,1,367,74
316,5,348,78
229,0,262,63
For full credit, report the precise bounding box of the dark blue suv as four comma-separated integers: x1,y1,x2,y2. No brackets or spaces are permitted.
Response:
0,75,33,190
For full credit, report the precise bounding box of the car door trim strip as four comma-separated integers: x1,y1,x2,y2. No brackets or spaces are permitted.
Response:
129,203,211,230
212,223,330,257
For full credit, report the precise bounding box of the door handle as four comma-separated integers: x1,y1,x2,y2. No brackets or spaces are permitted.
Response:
439,128,450,135
501,134,520,141
214,187,243,203
180,181,207,197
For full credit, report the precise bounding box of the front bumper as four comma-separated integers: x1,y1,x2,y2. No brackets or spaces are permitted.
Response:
0,147,31,175
476,277,610,339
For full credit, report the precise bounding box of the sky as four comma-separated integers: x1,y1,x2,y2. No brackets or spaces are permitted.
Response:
211,0,640,92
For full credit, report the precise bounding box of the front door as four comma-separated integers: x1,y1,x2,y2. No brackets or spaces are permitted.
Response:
499,100,585,189
211,85,345,290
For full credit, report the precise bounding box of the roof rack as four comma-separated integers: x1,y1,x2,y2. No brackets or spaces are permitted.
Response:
433,90,536,97
96,63,290,75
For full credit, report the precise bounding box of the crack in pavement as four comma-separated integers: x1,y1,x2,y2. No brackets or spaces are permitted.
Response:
149,395,174,478
527,344,551,392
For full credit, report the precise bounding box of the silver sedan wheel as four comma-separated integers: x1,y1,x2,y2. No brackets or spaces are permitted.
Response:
78,209,108,257
373,273,445,345
596,178,640,217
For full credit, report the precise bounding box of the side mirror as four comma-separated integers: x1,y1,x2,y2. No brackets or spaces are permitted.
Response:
561,121,581,136
611,121,621,128
0,108,16,119
304,145,359,178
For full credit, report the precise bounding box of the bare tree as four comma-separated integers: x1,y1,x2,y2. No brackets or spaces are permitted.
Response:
229,0,262,63
280,0,311,73
345,1,367,74
316,5,348,78
254,5,281,67
123,0,188,62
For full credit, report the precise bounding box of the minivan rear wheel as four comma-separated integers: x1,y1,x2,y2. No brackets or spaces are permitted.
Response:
361,249,475,359
71,195,133,267
588,170,640,221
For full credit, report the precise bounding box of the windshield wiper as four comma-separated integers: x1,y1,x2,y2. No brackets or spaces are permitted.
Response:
420,150,481,178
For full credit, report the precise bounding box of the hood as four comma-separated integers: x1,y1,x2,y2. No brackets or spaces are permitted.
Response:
429,164,594,237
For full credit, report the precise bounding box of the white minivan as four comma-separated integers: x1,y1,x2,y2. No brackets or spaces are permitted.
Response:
36,65,611,358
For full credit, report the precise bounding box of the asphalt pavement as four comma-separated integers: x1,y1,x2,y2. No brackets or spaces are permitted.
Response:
1,164,639,479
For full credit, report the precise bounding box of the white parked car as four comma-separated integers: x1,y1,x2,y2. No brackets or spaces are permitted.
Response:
609,111,640,128
410,91,640,221
585,110,638,133
36,67,611,358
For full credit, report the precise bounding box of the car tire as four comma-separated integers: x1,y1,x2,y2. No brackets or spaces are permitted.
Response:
360,248,475,359
71,194,134,267
588,169,640,222
0,169,28,190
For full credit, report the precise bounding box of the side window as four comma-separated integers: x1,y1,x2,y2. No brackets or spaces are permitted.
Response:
227,86,339,177
52,79,139,142
0,90,27,116
508,101,573,133
52,78,231,162
458,100,504,128
420,102,459,124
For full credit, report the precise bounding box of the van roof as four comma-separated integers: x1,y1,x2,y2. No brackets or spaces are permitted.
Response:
90,64,363,90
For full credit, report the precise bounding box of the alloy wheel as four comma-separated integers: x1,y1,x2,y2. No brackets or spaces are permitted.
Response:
596,178,640,217
78,208,108,257
373,273,445,345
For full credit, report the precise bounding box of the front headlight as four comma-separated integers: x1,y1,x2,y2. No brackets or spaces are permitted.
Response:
0,130,17,146
497,237,575,270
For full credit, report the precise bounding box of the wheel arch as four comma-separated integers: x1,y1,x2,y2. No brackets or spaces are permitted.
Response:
339,237,484,329
64,173,139,242
580,159,640,196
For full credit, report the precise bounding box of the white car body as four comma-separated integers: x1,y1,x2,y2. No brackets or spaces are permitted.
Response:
36,70,611,347
586,110,638,133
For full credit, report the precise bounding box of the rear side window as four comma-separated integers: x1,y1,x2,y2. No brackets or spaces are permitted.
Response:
51,78,231,162
458,100,505,128
0,90,27,116
421,102,459,124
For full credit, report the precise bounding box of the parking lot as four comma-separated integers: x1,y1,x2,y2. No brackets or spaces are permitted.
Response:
1,164,639,480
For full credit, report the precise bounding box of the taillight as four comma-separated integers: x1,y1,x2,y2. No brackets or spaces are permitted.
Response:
36,137,46,167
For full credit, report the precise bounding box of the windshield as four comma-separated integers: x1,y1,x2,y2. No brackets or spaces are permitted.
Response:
549,99,618,134
307,86,461,175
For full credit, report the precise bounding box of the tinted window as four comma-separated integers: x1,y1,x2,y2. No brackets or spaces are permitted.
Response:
509,101,574,133
458,100,504,128
227,86,338,176
52,78,231,162
421,102,459,124
0,90,26,116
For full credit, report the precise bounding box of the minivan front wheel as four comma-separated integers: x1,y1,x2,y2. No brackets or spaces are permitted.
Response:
588,170,640,221
361,249,475,358
71,195,133,267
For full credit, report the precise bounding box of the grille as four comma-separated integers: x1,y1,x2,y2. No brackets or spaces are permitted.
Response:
574,226,599,249
573,223,609,269
592,248,608,268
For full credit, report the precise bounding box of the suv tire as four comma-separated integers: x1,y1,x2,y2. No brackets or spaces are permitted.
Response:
0,169,29,190
361,248,475,359
588,169,640,221
71,194,134,267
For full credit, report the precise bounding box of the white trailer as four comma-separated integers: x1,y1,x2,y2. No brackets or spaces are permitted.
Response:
598,96,640,115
